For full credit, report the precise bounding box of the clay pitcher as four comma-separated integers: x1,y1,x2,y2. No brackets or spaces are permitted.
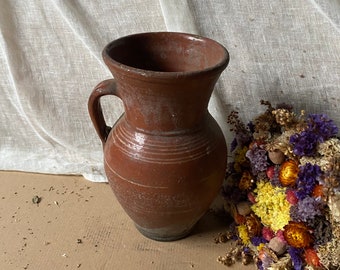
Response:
88,32,229,241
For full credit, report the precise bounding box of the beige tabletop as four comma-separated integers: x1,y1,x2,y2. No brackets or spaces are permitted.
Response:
0,171,252,270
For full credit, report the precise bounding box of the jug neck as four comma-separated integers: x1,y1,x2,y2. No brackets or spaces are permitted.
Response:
114,73,221,134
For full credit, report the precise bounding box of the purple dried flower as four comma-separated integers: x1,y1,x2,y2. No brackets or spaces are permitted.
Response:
288,247,304,270
247,121,255,133
307,114,338,141
295,163,321,200
257,261,264,270
246,143,269,175
251,236,267,246
290,196,322,222
236,132,252,148
290,205,299,221
306,216,332,245
230,137,238,152
243,246,252,254
227,161,236,175
227,111,252,147
261,251,275,269
290,131,319,157
269,165,282,187
290,114,339,157
221,173,249,206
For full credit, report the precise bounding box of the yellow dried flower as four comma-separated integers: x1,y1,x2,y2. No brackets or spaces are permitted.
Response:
233,146,249,173
251,181,290,232
257,243,265,251
272,109,297,128
237,224,250,245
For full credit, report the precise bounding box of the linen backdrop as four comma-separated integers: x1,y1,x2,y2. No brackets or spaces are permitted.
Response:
0,0,339,181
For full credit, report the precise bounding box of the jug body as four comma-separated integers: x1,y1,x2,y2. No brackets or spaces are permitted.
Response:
88,32,229,241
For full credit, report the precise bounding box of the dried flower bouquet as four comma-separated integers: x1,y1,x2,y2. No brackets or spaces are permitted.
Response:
218,101,340,270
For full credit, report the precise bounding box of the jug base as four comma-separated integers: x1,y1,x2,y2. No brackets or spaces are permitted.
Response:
135,223,194,242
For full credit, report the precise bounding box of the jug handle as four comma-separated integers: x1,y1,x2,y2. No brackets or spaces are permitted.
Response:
88,79,119,145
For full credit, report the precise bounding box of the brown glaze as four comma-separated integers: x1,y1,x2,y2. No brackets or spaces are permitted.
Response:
88,32,229,241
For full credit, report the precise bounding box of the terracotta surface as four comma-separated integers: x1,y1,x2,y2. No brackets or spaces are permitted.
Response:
88,32,230,241
0,171,251,270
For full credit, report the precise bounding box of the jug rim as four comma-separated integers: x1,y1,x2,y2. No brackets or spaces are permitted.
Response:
102,32,229,79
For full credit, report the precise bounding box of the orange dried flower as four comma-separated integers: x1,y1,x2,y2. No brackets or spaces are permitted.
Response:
304,248,321,267
234,213,246,225
279,160,299,186
239,171,254,190
312,184,324,198
245,213,262,238
230,204,246,225
283,221,313,248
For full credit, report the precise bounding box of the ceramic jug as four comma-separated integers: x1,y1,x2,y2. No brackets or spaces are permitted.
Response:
88,32,229,241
